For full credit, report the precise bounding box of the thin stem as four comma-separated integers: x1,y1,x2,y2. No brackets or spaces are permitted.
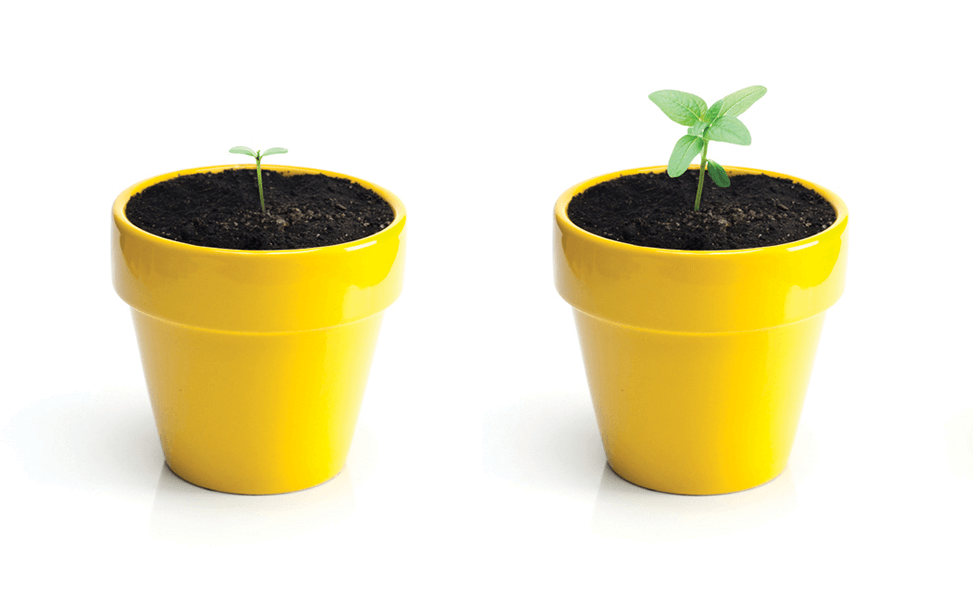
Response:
256,155,266,214
694,140,709,211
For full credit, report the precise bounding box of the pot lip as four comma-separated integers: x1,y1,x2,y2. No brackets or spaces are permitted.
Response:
555,165,848,257
113,164,406,257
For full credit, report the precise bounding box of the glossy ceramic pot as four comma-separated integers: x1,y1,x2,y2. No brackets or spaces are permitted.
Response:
554,165,848,495
112,165,406,494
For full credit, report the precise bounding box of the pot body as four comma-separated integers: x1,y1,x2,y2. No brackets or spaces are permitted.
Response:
112,165,406,494
554,166,848,495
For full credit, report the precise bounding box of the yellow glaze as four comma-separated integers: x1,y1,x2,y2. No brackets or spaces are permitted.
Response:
554,165,848,495
112,165,406,494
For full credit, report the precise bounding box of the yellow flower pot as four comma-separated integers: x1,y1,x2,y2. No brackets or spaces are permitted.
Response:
112,165,406,494
554,165,848,495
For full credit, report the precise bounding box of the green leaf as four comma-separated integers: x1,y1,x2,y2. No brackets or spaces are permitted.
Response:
717,85,767,118
704,100,723,123
649,90,708,126
229,146,257,158
688,120,708,137
667,135,704,177
707,159,730,187
261,147,288,157
704,116,752,145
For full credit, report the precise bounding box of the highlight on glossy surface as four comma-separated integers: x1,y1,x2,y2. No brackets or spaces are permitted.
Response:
554,165,848,495
112,165,406,494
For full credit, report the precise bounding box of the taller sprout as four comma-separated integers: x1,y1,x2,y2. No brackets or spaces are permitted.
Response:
649,86,766,210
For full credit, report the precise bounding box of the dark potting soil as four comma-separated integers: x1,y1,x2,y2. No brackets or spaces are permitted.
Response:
567,172,837,250
125,169,395,250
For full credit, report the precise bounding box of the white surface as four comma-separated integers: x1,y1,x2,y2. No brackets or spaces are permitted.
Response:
2,1,971,588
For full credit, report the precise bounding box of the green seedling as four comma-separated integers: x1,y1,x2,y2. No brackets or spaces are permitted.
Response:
229,146,289,213
649,86,766,211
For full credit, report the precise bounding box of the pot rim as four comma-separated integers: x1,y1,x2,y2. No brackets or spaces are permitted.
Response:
553,165,850,332
554,165,848,257
112,164,406,257
112,164,407,332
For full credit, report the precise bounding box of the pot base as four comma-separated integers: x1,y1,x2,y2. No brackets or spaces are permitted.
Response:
575,310,826,496
133,310,384,495
605,460,787,496
163,461,347,496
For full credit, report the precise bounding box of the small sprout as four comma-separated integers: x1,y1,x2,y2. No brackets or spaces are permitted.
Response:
649,86,766,211
229,146,289,213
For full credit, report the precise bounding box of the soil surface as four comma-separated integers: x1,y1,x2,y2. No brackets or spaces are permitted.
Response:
567,172,837,250
125,169,395,250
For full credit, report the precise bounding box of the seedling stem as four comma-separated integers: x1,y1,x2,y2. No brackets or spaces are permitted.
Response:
228,146,288,213
695,141,709,211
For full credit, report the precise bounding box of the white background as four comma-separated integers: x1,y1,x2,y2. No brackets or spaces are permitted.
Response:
2,0,970,588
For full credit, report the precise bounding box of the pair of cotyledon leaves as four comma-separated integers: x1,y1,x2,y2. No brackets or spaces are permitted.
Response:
649,86,766,188
229,146,289,161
